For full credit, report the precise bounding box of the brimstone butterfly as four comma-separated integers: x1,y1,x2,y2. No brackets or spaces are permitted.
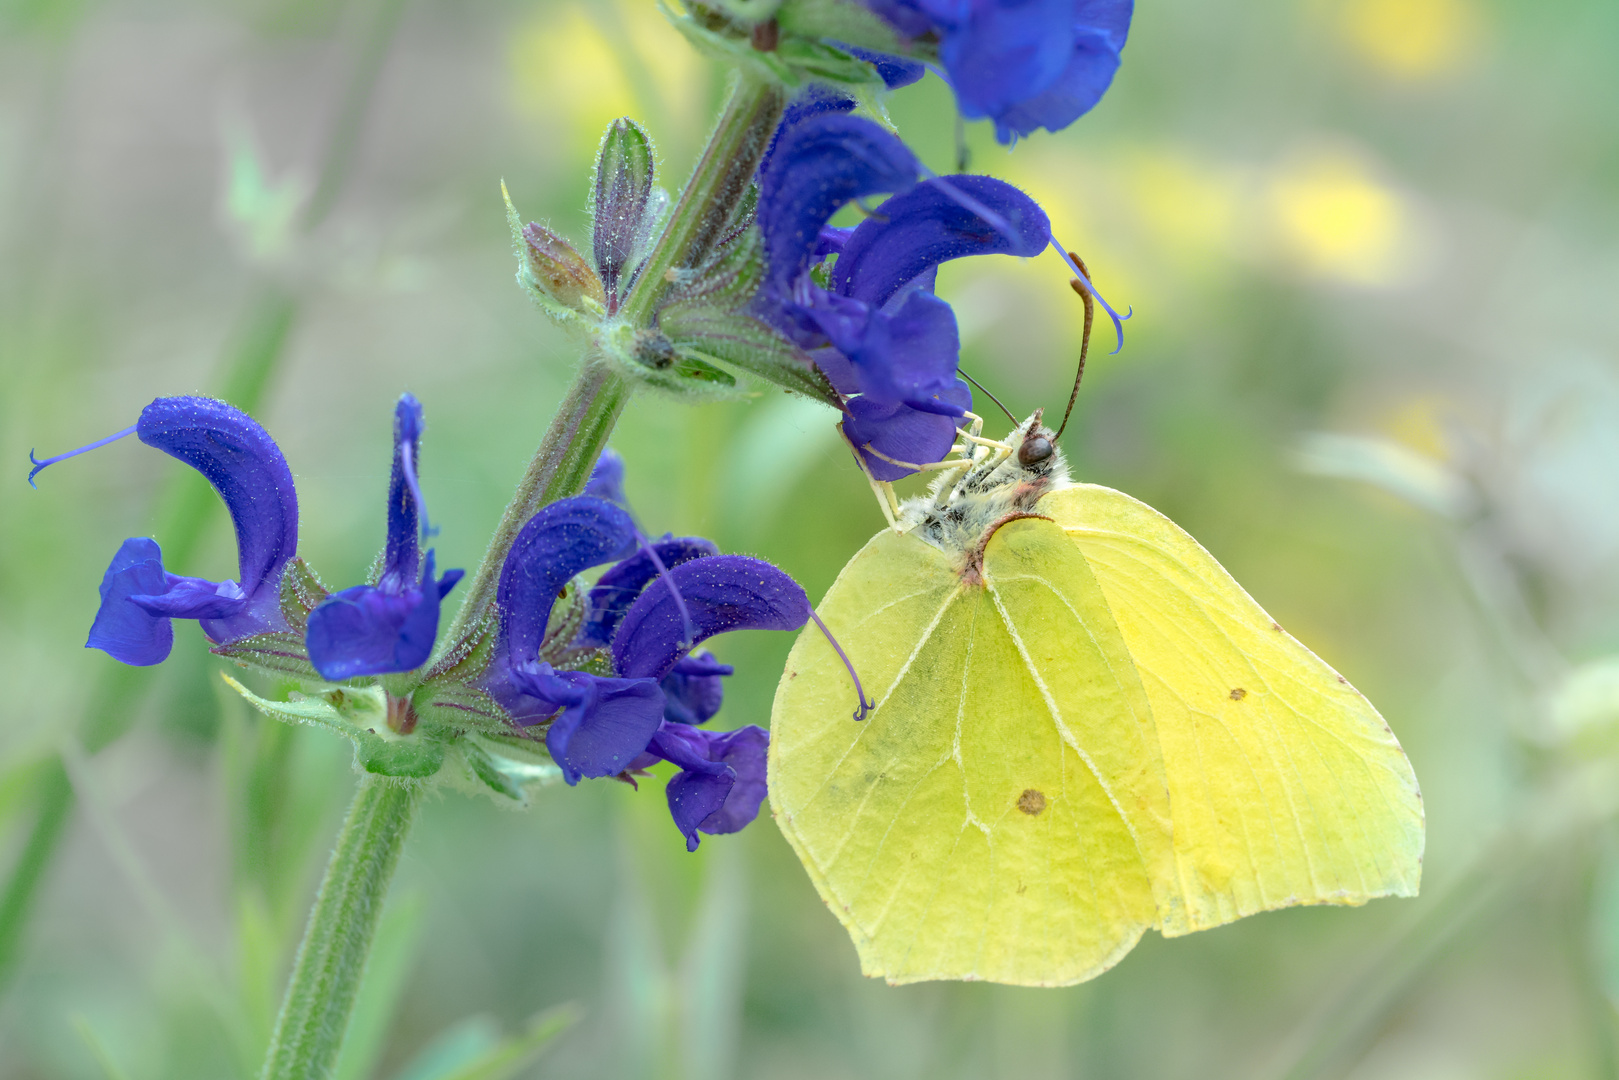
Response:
767,407,1424,987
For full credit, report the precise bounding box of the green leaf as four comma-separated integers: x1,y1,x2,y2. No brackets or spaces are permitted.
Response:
414,682,510,738
623,330,748,399
222,676,447,779
662,224,766,312
213,631,323,681
279,556,330,634
659,308,842,407
502,181,604,332
392,1007,578,1080
775,0,910,55
422,612,498,685
659,0,888,89
453,737,562,806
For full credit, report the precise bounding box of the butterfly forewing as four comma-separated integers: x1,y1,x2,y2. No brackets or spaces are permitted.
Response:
772,524,1175,986
1042,485,1424,934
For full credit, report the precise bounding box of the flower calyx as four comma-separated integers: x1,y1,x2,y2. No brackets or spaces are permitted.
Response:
506,114,841,407
663,0,920,92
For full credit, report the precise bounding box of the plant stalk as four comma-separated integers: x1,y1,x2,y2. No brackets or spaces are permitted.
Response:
259,775,423,1080
440,359,633,645
443,74,788,643
616,74,786,327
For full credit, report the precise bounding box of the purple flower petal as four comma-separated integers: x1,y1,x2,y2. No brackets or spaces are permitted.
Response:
648,724,734,852
306,553,464,681
511,662,665,785
131,575,248,620
135,397,298,601
933,0,1079,123
844,382,971,481
698,726,770,836
838,44,927,88
887,0,1132,142
862,0,936,37
660,651,734,726
989,24,1127,141
382,394,426,588
498,497,640,664
832,176,1052,308
612,555,810,682
79,397,299,662
757,111,920,293
808,290,963,415
302,396,462,680
85,538,175,666
646,723,770,851
575,535,720,648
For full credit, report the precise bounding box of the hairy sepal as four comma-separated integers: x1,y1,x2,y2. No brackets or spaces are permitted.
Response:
222,675,447,778
660,0,895,89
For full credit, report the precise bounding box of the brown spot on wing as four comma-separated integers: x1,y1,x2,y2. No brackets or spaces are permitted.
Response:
1229,687,1247,701
1017,789,1046,815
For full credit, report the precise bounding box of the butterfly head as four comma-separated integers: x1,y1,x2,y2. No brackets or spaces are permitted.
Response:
992,410,1069,494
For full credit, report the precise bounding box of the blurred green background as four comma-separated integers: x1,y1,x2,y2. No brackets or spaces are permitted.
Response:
5,0,1619,1076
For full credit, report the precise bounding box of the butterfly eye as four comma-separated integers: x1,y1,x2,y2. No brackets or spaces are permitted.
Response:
1017,435,1054,467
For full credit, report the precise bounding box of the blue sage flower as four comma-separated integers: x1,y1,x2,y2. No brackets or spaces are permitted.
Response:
482,455,816,849
30,396,299,666
754,97,1051,479
304,394,464,681
864,0,1133,143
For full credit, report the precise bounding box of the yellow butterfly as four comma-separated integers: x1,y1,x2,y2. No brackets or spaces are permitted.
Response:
767,403,1424,987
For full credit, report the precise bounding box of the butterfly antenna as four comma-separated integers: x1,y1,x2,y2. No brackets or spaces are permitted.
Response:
808,609,875,721
1054,251,1097,442
959,369,1016,426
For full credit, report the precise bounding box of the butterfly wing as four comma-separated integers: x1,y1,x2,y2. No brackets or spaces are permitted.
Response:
1039,484,1424,934
770,525,1176,986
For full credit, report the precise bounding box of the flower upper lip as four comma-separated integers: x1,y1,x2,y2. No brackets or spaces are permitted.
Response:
51,395,301,667
750,95,1053,481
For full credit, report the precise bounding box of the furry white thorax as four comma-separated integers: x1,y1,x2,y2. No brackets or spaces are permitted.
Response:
897,413,1073,568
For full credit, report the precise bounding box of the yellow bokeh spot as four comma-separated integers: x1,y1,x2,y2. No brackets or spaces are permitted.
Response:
508,3,704,153
1123,150,1240,263
1268,148,1413,287
1340,0,1481,79
1382,395,1452,461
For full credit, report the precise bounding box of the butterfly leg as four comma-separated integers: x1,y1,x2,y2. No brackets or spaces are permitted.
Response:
839,423,903,530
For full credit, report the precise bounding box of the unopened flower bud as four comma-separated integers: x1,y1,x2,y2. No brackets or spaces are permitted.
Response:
522,222,606,314
593,118,657,308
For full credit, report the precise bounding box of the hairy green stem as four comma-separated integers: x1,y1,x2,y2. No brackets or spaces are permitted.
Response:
431,74,789,651
616,75,786,327
440,359,633,646
259,776,423,1080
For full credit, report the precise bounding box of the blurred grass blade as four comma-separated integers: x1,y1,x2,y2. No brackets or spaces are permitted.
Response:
0,0,412,999
677,843,747,1080
1293,431,1472,519
393,1007,580,1080
332,891,427,1080
72,1014,133,1080
0,758,72,983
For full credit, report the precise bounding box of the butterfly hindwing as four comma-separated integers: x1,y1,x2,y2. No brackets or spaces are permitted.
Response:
1041,484,1424,934
771,524,1175,986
